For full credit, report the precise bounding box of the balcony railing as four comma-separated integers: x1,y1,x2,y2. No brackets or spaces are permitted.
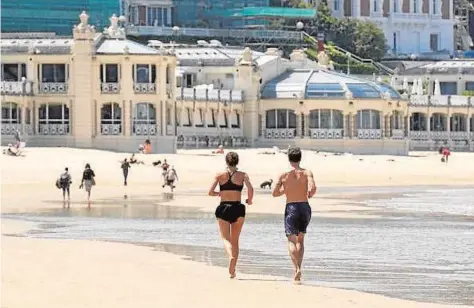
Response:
309,128,344,139
391,129,405,139
39,83,68,94
357,129,382,139
39,123,69,135
409,131,473,140
264,128,296,139
132,123,157,135
1,81,34,95
101,124,122,135
409,95,473,106
176,87,244,102
134,83,156,94
101,83,120,94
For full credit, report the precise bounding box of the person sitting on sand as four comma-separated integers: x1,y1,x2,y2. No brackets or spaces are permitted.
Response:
212,145,224,154
272,147,316,282
129,153,144,165
208,152,254,279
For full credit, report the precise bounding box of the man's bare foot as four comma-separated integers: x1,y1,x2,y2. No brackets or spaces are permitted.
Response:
294,269,302,282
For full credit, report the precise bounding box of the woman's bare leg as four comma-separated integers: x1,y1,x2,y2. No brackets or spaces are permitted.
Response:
217,219,233,276
229,217,245,278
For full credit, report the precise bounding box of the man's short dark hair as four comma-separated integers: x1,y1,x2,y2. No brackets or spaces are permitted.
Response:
288,147,302,163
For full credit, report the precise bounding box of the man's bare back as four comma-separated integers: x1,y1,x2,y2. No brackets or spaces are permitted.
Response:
273,168,316,202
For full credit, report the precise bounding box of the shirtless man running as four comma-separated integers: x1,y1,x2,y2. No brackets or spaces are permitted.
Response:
272,147,316,282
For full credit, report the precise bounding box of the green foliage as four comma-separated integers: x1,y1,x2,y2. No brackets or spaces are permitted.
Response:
311,2,387,60
332,63,378,74
305,47,378,74
462,90,474,96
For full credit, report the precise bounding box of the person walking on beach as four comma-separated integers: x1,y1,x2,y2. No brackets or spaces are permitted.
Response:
79,163,96,207
161,159,170,188
164,166,178,192
208,152,254,278
272,147,316,282
121,158,131,186
58,167,72,208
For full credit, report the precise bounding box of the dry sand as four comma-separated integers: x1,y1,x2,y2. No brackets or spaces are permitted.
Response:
2,147,474,308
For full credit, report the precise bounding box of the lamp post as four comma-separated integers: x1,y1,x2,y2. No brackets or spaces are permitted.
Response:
346,52,351,75
296,21,304,48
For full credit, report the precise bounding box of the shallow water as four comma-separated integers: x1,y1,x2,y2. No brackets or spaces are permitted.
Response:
2,187,474,306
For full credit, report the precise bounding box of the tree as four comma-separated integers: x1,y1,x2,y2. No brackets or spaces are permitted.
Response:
353,20,387,61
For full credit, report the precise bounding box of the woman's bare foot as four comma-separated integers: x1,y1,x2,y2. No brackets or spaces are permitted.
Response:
294,269,302,282
229,257,237,279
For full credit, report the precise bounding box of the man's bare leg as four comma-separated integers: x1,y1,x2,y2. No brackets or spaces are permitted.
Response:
296,233,305,277
287,235,301,281
229,217,245,278
217,219,234,278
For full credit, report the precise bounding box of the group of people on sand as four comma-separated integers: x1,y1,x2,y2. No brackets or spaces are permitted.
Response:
208,147,316,282
56,164,96,208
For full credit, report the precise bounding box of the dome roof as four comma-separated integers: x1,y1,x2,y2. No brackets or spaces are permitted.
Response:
261,69,401,100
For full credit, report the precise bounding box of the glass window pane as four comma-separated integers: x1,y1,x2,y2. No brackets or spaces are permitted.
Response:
55,64,66,82
377,83,401,99
266,109,276,128
3,64,19,81
101,104,112,120
306,83,345,98
136,65,149,83
332,110,343,128
48,105,63,120
320,109,331,128
42,64,54,82
105,64,118,82
277,109,287,128
288,110,296,128
309,110,319,128
346,83,381,98
440,82,457,95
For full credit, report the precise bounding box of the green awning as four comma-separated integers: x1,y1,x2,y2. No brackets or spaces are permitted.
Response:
205,7,317,19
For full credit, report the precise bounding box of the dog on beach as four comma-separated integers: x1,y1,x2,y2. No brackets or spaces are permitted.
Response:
260,179,273,189
152,160,162,166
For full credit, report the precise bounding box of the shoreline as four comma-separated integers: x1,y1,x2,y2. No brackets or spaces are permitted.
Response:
1,219,467,308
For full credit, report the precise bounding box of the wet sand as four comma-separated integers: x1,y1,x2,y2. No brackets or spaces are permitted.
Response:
2,147,474,308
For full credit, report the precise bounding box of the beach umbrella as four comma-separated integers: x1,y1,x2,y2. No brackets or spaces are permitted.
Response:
403,77,409,91
434,79,441,96
390,76,396,87
411,79,418,95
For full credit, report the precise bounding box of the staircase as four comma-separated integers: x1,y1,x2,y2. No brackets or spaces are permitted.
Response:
302,32,394,75
454,0,474,50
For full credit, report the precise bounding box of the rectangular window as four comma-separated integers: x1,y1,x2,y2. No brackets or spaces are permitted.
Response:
41,64,66,82
373,0,377,12
393,32,398,53
465,82,474,91
100,64,119,83
133,64,156,83
266,110,276,129
430,34,439,51
440,82,457,95
2,64,19,81
183,74,195,88
432,0,437,14
413,0,417,12
276,109,287,129
158,8,163,26
334,0,340,11
393,0,398,12
163,8,168,26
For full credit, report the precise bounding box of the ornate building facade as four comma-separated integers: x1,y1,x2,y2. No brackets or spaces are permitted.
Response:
1,12,178,153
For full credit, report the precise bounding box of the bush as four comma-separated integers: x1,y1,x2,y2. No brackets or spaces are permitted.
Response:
333,63,378,75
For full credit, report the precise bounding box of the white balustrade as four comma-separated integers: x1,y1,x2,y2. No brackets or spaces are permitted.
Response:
430,131,450,140
101,124,122,135
391,129,405,139
1,81,34,95
309,128,344,139
357,129,382,139
39,124,69,135
134,83,156,94
430,96,449,105
450,131,470,140
39,83,68,94
1,123,21,135
176,88,244,103
409,131,429,140
133,123,157,135
264,128,296,139
101,83,120,94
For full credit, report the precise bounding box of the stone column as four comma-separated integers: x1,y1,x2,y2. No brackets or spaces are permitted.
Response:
261,112,266,138
21,106,26,134
227,110,232,129
352,113,358,138
304,113,310,138
380,113,385,138
124,100,131,136
387,114,392,138
297,113,303,138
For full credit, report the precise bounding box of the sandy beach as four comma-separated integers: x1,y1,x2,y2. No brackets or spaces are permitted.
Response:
2,147,474,308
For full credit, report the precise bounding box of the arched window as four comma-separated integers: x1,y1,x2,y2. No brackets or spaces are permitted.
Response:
265,109,296,129
1,102,20,135
308,109,343,129
410,112,427,131
450,114,466,132
133,103,157,135
430,113,447,131
356,109,381,129
39,104,69,135
101,103,122,135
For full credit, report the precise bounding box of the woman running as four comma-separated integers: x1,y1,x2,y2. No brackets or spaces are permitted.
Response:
79,163,96,207
208,152,254,278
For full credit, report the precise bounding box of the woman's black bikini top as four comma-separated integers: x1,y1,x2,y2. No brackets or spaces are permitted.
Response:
219,171,244,192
